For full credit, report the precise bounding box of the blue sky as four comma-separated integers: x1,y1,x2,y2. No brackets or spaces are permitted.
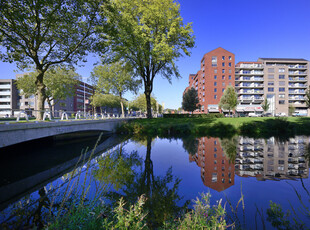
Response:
1,0,310,109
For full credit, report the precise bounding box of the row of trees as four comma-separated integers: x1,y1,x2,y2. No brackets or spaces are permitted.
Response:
0,0,194,120
182,86,238,115
183,86,310,115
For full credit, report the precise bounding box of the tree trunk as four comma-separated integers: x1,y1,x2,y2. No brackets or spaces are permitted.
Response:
145,90,152,119
120,94,124,118
35,71,46,120
47,99,54,119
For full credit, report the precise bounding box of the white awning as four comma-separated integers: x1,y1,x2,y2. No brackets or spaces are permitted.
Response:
222,109,230,112
236,109,244,112
244,107,255,112
208,109,220,112
255,108,264,112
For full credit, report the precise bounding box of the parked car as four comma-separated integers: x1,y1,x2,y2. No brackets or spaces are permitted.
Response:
248,113,259,117
292,112,307,117
275,112,286,117
262,112,272,117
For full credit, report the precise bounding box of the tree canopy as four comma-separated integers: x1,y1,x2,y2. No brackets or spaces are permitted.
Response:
101,0,195,118
16,66,80,111
0,0,107,119
182,88,199,113
261,98,270,112
90,93,121,111
90,62,141,117
219,86,238,115
130,94,160,113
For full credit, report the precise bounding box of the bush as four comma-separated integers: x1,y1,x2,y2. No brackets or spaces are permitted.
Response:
163,113,224,119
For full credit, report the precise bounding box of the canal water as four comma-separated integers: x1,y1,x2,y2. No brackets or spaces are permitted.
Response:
0,134,309,229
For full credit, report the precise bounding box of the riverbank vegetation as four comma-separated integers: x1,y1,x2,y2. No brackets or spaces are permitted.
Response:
117,117,310,139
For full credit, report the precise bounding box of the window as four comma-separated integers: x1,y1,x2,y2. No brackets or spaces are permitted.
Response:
222,82,225,86
214,154,217,158
279,87,285,92
222,62,225,67
229,75,232,80
214,88,217,92
279,81,285,86
212,173,217,182
214,75,217,79
229,82,232,86
229,62,232,67
268,75,274,79
222,69,225,73
222,56,225,60
268,68,275,73
214,95,217,99
229,69,232,73
202,98,205,102
214,140,217,145
279,100,285,104
214,160,217,164
222,89,225,92
279,94,285,98
268,82,274,86
279,68,285,73
214,69,217,73
279,75,285,79
214,82,217,86
222,75,225,80
229,56,232,60
214,147,217,152
212,56,217,67
268,87,274,92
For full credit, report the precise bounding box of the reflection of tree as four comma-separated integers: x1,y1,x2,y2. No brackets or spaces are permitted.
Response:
105,136,188,229
220,137,238,163
93,145,142,191
182,136,199,155
0,187,52,229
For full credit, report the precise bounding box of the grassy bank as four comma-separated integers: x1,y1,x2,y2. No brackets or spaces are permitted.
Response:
117,117,310,138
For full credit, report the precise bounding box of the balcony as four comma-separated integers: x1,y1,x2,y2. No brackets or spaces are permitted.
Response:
253,97,264,102
288,71,307,75
288,65,307,69
288,96,305,100
238,96,253,102
0,98,10,102
288,84,307,88
0,84,11,89
289,90,305,94
289,77,307,82
0,91,11,96
236,70,264,75
0,104,11,109
236,64,264,69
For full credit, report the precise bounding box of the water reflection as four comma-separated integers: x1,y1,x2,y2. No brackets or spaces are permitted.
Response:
184,136,309,192
100,136,188,229
236,137,309,180
188,137,235,192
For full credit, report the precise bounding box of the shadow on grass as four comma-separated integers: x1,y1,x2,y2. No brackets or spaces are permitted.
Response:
239,117,310,140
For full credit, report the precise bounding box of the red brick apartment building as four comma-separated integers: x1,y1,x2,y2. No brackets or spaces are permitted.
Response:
189,137,234,192
185,47,235,113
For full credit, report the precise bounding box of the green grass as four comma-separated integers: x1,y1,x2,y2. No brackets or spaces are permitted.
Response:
117,117,310,138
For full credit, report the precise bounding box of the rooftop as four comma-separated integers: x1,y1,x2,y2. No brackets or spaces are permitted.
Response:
258,58,308,62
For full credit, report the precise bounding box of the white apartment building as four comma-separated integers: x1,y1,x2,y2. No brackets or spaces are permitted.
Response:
0,79,18,117
235,58,309,116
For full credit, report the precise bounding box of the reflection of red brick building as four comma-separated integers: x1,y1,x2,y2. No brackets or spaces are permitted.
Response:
185,47,235,113
189,137,235,192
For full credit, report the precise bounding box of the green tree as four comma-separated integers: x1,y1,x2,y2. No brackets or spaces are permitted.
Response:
90,93,121,114
101,0,195,118
90,62,141,117
305,86,310,108
16,66,80,114
288,104,296,116
182,88,199,113
0,0,106,119
261,98,270,113
219,86,238,116
131,94,158,113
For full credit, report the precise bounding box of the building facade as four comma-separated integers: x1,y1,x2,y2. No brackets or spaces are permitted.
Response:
185,48,309,116
186,47,235,113
0,79,18,117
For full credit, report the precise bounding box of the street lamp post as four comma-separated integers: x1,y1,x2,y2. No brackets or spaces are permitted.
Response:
84,81,86,118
